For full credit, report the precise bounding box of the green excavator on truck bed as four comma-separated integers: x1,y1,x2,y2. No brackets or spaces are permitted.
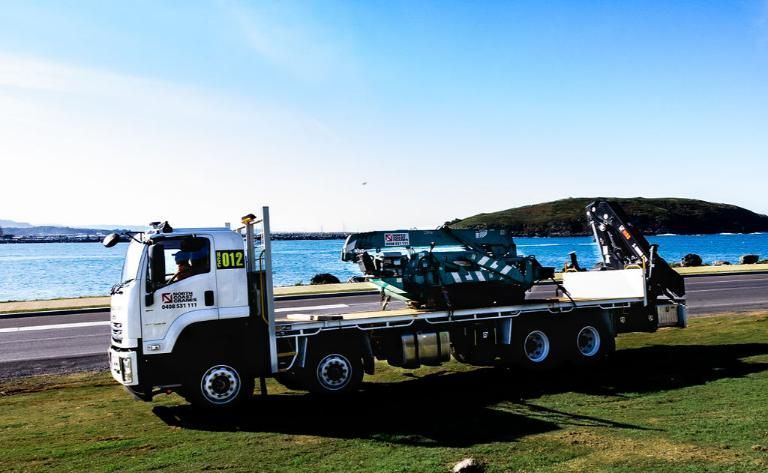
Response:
342,199,685,310
341,226,554,309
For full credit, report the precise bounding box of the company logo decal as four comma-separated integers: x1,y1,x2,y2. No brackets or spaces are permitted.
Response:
160,291,197,310
384,233,410,247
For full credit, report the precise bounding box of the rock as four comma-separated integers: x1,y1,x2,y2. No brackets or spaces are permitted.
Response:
347,276,367,283
310,273,340,285
680,254,702,267
740,254,759,265
452,458,486,473
712,260,731,266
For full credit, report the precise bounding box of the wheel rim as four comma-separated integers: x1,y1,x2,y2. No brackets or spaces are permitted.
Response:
524,330,550,363
316,354,352,391
576,326,601,357
200,365,241,404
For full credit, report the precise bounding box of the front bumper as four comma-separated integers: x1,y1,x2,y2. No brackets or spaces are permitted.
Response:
109,348,139,386
109,346,182,402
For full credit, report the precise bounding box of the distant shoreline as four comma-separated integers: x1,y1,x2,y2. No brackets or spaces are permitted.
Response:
0,232,350,244
2,232,768,244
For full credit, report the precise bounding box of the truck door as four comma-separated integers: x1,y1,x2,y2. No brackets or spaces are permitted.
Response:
141,235,218,347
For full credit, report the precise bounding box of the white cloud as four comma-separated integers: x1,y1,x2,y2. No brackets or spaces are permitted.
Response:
222,1,355,81
0,52,357,230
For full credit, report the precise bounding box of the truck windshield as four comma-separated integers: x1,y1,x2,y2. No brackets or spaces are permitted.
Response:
121,241,144,283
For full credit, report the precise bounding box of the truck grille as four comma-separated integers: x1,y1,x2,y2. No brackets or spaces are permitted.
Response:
111,322,123,342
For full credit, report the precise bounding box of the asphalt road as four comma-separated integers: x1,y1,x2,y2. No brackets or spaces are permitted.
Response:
2,273,767,380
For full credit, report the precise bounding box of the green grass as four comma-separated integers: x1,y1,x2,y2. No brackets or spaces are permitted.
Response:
2,313,768,472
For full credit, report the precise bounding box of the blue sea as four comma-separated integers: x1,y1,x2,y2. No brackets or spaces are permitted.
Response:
1,234,767,301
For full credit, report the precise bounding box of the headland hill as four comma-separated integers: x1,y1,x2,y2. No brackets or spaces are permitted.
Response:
3,197,768,243
447,197,768,236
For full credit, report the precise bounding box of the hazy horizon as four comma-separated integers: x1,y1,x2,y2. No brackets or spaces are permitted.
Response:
4,194,768,234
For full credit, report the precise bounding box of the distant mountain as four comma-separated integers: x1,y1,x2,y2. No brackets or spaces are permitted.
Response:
2,226,134,237
0,219,32,228
450,197,768,236
1,217,142,237
4,226,103,237
80,224,146,231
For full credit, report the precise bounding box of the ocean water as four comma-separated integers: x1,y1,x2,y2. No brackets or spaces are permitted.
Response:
513,233,768,268
1,234,767,301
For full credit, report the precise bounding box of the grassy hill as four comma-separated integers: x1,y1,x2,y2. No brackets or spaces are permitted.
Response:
450,197,768,236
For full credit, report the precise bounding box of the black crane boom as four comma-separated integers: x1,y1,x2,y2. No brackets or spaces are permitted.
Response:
586,199,685,300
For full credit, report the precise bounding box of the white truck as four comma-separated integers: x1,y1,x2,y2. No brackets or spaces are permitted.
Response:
104,202,687,409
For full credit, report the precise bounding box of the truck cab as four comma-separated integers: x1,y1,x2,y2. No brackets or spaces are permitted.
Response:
107,224,260,405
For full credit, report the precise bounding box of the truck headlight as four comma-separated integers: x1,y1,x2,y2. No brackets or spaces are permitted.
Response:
120,357,133,384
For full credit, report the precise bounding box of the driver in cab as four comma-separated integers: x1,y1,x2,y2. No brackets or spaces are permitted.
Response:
169,251,195,284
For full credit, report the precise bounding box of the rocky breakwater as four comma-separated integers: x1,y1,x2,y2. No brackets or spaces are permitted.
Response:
676,253,765,267
259,232,349,241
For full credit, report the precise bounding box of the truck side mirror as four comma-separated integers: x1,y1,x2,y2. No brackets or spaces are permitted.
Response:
102,233,120,248
148,243,166,292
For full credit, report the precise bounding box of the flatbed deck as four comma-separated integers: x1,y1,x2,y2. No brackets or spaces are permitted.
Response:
274,296,645,337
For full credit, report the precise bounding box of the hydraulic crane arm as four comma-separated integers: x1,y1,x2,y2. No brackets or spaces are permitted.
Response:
586,199,685,300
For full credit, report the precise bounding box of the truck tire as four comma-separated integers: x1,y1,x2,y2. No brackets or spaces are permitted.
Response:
274,371,304,391
514,321,560,370
450,346,470,364
299,344,364,396
449,329,472,364
185,361,254,409
569,320,614,366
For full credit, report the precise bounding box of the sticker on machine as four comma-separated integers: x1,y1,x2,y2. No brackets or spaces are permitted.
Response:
160,291,198,310
384,232,410,247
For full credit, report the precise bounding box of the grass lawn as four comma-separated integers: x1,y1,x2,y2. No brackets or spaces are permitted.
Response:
2,312,768,472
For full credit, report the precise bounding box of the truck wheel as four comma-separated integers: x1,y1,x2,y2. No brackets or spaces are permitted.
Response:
523,329,551,362
570,322,614,365
451,346,470,364
300,346,364,395
515,322,559,370
186,362,254,409
274,371,303,391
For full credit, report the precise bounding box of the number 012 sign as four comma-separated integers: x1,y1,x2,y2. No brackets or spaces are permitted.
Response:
215,250,245,269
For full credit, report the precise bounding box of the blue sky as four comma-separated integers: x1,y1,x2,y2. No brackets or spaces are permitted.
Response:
1,1,766,231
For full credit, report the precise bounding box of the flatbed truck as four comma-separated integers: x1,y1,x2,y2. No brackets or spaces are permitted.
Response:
104,203,687,408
